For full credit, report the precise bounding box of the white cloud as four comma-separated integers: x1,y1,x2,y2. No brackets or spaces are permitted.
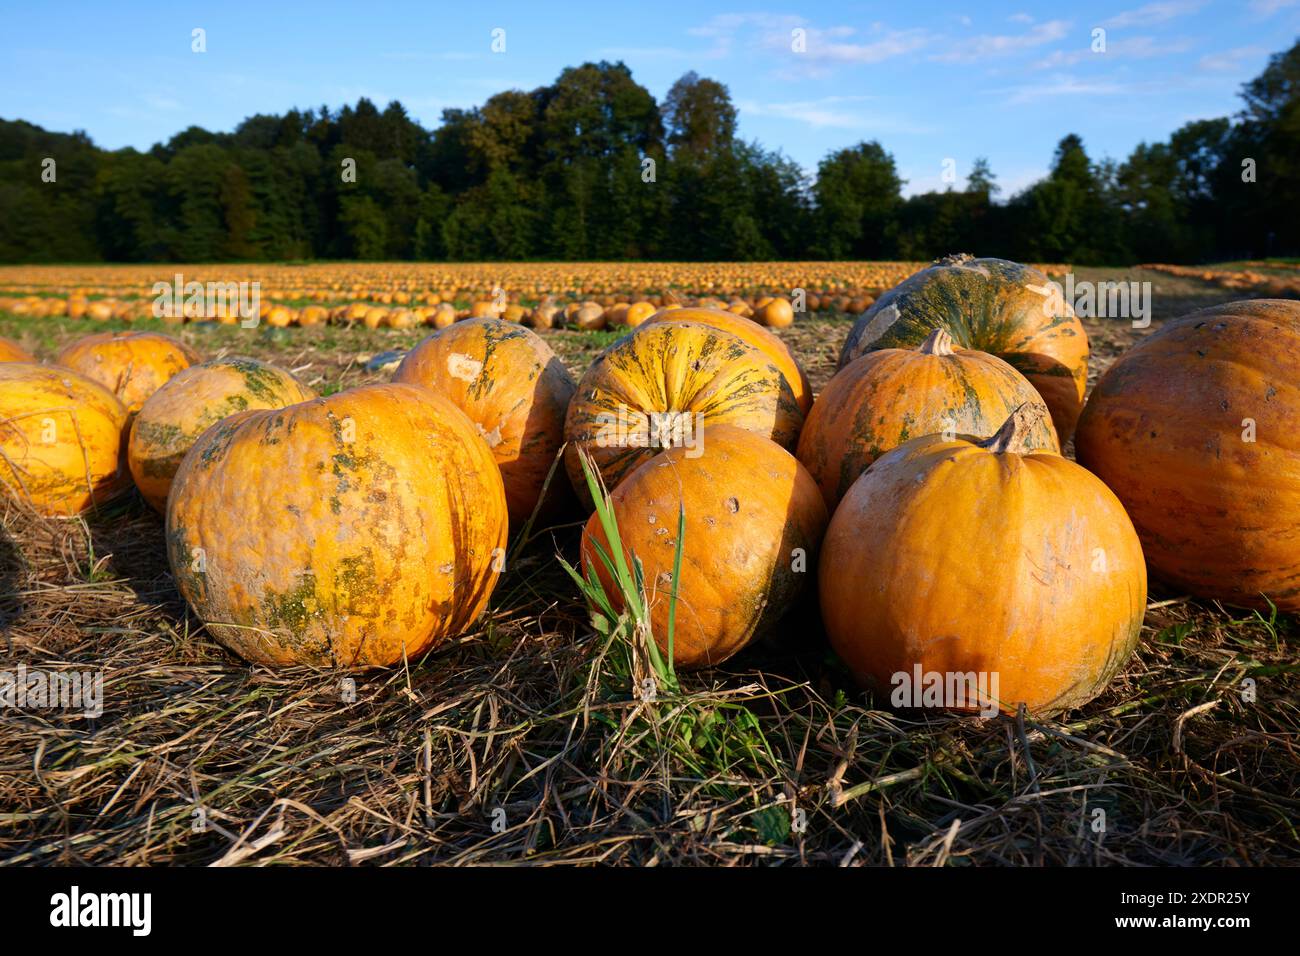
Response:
931,19,1071,62
994,74,1127,103
737,95,935,133
1104,1,1207,28
1031,34,1193,69
1198,46,1268,70
686,13,932,68
1249,0,1298,14
1008,13,1036,24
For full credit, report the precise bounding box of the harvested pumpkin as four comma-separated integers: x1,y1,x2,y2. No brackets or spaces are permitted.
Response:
56,331,201,413
580,426,827,669
642,306,812,413
798,328,1059,509
564,321,804,507
1075,298,1300,611
166,383,508,668
0,337,35,363
820,405,1146,716
754,297,794,328
839,255,1089,439
393,319,577,524
128,357,318,512
0,363,131,515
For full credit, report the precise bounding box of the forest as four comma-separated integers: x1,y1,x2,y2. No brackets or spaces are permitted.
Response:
0,37,1296,266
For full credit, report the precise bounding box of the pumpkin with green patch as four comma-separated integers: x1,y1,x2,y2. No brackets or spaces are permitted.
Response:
564,321,804,508
165,383,508,668
580,425,828,669
0,363,131,515
839,255,1089,439
819,405,1145,716
392,318,576,525
798,328,1059,509
128,357,318,512
56,331,201,414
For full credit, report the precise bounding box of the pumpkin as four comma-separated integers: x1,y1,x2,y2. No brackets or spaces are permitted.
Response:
166,383,508,668
574,303,606,330
0,363,131,515
564,321,804,507
580,426,827,669
642,306,812,413
0,337,36,363
1075,298,1300,611
839,255,1089,439
393,319,577,525
128,357,318,513
754,298,794,328
56,331,201,414
819,405,1145,715
624,302,656,327
797,328,1059,509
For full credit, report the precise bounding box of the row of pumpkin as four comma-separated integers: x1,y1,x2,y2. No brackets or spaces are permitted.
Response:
2,255,1296,717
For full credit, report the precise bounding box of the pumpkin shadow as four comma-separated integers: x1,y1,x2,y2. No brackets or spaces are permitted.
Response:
0,521,24,631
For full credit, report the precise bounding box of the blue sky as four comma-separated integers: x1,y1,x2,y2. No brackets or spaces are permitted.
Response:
2,1,1297,196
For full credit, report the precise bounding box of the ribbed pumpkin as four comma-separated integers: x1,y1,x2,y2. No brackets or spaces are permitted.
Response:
0,337,35,363
580,426,828,669
166,383,508,668
1075,298,1300,611
128,357,317,512
839,255,1088,439
56,331,201,413
820,406,1146,716
0,363,131,515
564,321,804,507
798,328,1059,509
393,318,576,525
642,306,812,413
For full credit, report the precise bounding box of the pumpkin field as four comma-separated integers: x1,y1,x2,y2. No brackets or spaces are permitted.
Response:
0,258,1296,867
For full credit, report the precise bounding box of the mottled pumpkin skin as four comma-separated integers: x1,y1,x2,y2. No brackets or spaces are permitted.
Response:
839,257,1089,439
57,331,201,413
564,322,805,507
1075,299,1300,611
0,363,131,515
643,306,812,413
128,357,317,513
0,337,36,363
581,426,828,669
166,383,508,669
797,343,1059,509
393,318,576,525
820,429,1146,716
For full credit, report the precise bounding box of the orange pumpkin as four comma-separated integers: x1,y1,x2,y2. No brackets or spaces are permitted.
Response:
839,255,1089,439
797,328,1059,509
643,306,812,413
820,405,1146,716
166,383,508,668
564,321,804,507
1075,299,1300,611
754,297,794,328
393,319,577,524
580,426,827,669
56,331,201,413
128,357,318,512
0,337,36,363
0,363,131,515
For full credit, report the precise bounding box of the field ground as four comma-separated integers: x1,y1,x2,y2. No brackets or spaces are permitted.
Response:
1,265,1297,866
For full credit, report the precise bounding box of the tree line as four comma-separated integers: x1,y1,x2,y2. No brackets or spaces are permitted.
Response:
1,38,1297,265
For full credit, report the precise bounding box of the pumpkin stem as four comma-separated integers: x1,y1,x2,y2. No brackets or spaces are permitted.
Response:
978,403,1047,454
918,327,955,356
936,252,975,267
